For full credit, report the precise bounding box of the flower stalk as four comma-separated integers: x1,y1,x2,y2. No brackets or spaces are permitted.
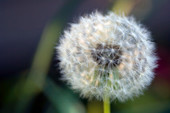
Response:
104,96,110,113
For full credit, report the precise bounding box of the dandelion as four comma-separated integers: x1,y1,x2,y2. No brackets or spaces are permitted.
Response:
57,12,157,103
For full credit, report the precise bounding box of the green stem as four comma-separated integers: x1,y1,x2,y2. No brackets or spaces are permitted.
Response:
104,96,110,113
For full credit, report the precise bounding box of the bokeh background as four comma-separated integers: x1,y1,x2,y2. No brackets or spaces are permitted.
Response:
0,0,170,113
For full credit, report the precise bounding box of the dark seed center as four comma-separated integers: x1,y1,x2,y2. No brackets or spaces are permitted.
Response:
91,44,122,68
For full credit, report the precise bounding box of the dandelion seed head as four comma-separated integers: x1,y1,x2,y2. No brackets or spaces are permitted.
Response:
57,11,158,102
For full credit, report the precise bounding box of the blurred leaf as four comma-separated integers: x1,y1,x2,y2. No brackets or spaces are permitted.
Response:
0,0,84,113
14,17,63,113
113,91,170,113
112,0,141,15
87,100,103,113
44,78,86,113
45,105,57,113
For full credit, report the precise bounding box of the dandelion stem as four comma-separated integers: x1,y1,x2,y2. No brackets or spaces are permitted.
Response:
104,96,110,113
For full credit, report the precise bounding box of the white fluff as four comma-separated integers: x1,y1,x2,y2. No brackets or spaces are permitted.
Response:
57,12,158,102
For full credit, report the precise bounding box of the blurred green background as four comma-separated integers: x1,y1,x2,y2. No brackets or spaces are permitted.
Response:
0,0,170,113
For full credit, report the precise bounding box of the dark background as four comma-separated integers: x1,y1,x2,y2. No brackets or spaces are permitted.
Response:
0,0,170,113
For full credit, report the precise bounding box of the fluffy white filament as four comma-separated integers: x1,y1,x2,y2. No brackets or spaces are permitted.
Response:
57,12,158,102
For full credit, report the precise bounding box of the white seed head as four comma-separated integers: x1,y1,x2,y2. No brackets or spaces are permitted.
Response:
57,11,158,102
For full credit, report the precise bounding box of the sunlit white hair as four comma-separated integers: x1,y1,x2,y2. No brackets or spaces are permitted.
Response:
57,11,158,102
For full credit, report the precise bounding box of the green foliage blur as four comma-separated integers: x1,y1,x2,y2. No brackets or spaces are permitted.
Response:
0,0,170,113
